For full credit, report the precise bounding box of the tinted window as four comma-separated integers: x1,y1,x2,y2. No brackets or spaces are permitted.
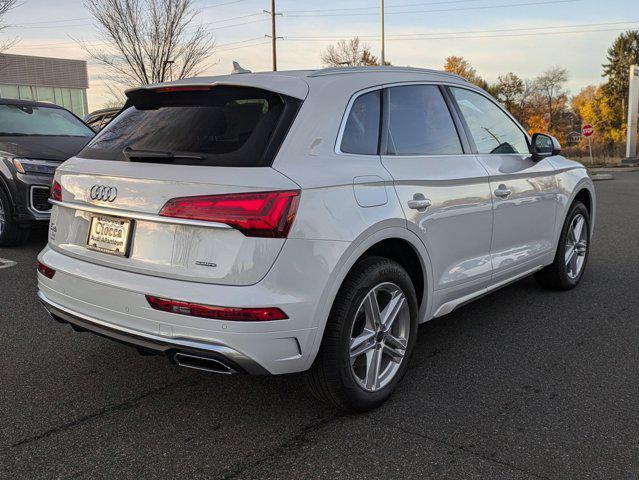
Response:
386,85,462,155
451,88,529,155
340,90,380,155
79,86,299,167
0,104,94,137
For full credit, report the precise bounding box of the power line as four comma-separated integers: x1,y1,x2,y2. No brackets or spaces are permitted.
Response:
8,11,265,30
284,0,485,14
12,19,637,50
284,26,638,43
216,39,270,51
285,20,639,41
283,0,582,17
199,0,251,9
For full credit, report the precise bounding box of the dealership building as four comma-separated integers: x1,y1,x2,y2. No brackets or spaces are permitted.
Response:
0,53,89,117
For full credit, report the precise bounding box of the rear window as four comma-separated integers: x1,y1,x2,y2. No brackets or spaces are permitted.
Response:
78,86,300,167
0,104,94,137
340,90,381,155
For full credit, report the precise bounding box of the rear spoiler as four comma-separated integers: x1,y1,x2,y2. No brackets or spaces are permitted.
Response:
126,74,309,101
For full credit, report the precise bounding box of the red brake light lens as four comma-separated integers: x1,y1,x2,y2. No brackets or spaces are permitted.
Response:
50,180,62,202
159,190,300,238
146,295,288,322
37,261,56,279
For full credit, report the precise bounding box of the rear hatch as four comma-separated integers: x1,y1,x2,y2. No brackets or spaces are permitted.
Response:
49,83,303,286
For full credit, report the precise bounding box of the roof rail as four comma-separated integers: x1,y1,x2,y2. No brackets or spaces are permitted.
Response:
307,66,466,80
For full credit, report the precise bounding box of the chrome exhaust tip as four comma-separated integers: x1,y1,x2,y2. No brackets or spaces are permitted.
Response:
173,352,237,375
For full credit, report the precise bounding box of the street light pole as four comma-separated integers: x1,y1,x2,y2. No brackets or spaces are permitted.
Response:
380,0,386,66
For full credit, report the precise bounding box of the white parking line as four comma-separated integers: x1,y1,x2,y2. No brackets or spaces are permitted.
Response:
0,258,17,270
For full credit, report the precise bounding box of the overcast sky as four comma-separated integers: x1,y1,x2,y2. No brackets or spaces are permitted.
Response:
4,0,637,110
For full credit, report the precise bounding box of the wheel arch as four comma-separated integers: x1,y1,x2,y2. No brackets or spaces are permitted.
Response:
551,174,596,252
564,179,596,240
306,226,434,368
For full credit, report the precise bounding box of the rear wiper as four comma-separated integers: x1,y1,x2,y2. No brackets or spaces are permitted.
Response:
122,147,203,163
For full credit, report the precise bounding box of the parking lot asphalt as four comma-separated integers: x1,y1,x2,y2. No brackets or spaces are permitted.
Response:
1,172,638,480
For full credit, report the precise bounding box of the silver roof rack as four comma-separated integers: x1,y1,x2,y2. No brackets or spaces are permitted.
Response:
307,66,465,80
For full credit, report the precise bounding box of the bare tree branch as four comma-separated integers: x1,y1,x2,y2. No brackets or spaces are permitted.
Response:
534,66,569,130
0,0,19,54
79,0,214,90
321,37,384,67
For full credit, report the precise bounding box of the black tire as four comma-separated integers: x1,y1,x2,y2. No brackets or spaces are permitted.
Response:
306,256,418,412
0,187,30,247
535,201,590,290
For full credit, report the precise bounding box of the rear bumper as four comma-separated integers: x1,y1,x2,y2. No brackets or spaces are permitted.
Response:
37,237,348,374
38,290,268,374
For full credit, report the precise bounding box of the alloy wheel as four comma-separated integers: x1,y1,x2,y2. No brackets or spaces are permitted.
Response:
565,214,588,279
349,282,411,392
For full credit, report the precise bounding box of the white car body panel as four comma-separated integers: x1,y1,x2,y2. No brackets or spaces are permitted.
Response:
38,67,595,375
477,154,559,284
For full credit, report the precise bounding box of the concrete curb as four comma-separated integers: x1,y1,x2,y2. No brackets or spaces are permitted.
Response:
590,174,614,181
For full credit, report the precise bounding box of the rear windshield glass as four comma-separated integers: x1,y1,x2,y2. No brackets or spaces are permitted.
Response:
0,104,94,137
78,86,300,167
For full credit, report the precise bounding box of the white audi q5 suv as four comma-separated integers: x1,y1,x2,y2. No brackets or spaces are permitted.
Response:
38,66,595,411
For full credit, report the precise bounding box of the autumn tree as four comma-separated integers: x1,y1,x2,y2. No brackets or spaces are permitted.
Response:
572,85,625,143
321,37,383,67
0,0,18,53
493,72,525,117
443,56,488,89
81,0,214,88
602,30,639,112
533,66,569,132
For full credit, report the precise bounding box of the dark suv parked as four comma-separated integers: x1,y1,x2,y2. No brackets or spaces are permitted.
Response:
0,99,95,246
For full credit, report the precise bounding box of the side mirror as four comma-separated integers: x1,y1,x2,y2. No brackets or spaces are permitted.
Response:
531,133,561,161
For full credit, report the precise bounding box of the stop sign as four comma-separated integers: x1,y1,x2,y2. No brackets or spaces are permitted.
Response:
582,124,594,137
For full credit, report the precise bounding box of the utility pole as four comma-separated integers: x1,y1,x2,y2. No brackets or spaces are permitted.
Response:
264,0,282,71
380,0,386,66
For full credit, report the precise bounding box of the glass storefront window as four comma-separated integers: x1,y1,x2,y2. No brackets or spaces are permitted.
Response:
0,84,20,99
18,85,35,100
36,86,55,104
0,84,87,116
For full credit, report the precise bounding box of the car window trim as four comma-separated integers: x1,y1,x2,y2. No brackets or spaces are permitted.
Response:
335,80,485,158
444,85,532,156
382,84,470,157
439,85,473,154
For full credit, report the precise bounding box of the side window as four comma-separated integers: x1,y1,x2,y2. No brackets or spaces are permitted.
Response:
451,87,529,155
340,90,380,155
386,85,463,155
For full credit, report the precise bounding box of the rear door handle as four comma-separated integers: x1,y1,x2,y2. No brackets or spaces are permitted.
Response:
407,194,432,211
494,185,512,199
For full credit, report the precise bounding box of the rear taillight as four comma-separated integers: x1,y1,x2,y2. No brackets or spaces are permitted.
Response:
37,261,56,279
50,180,62,202
146,295,288,321
159,190,300,238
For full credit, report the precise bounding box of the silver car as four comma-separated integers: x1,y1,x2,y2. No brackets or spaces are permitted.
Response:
38,66,595,412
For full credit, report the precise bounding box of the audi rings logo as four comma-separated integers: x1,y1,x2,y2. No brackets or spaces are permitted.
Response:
90,185,118,202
